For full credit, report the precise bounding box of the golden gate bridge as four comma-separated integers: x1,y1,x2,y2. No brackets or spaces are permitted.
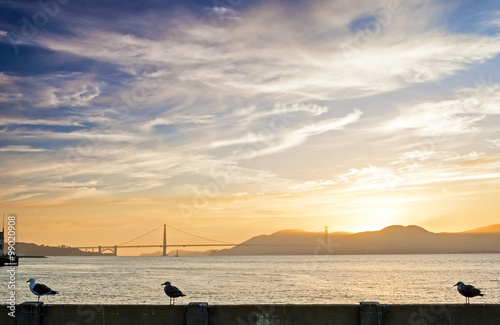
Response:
74,223,241,256
73,224,330,256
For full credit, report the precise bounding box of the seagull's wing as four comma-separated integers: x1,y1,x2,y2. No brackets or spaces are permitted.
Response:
462,284,482,297
171,286,185,297
33,283,54,295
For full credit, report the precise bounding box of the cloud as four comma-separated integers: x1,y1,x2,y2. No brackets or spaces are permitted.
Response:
211,133,269,148
208,6,240,21
0,128,143,143
383,84,500,136
0,145,47,152
48,81,100,107
0,72,101,108
483,10,500,29
147,114,215,129
2,0,500,210
329,149,500,193
0,117,82,126
486,139,500,148
34,0,500,106
232,108,362,159
236,102,329,125
273,103,328,116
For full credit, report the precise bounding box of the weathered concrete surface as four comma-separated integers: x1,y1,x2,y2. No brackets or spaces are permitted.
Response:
1,303,499,325
16,302,42,325
383,304,500,325
208,304,360,325
0,303,184,325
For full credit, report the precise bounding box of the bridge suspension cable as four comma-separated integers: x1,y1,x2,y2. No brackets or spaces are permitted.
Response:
117,223,232,247
164,222,232,244
118,225,163,246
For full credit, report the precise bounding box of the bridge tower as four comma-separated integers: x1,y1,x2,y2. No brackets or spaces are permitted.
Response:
162,224,167,256
325,226,328,243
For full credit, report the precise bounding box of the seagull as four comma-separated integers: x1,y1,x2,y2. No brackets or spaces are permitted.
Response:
454,281,484,304
161,281,185,305
27,278,58,302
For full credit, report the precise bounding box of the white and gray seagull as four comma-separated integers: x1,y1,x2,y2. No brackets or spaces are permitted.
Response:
454,281,484,304
161,281,185,305
27,278,58,302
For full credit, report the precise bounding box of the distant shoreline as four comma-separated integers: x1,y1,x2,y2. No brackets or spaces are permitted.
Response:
29,252,500,257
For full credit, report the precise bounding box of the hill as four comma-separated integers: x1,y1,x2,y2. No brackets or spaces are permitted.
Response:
211,225,500,256
14,242,109,256
461,224,500,234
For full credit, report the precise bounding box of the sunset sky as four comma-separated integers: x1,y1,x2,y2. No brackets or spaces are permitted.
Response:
1,0,500,248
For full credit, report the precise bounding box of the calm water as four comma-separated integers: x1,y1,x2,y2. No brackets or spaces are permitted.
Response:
2,255,499,305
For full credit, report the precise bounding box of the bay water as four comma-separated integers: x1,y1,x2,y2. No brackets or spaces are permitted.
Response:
2,254,499,305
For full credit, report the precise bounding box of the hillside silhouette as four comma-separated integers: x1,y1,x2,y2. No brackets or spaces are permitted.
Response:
211,225,500,255
14,242,110,256
462,224,500,233
12,224,500,256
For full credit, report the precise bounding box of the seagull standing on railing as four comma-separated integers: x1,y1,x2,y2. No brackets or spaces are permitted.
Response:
161,281,185,305
454,281,484,304
27,278,58,302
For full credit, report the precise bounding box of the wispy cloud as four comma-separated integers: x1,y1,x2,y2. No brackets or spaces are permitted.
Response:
230,108,362,159
0,72,101,108
383,84,500,136
0,145,47,152
146,114,215,129
35,1,500,106
486,139,500,148
0,117,82,126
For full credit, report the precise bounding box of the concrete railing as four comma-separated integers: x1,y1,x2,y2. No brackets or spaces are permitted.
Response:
1,302,499,325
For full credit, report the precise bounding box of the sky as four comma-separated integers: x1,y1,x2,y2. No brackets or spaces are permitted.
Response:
1,0,500,248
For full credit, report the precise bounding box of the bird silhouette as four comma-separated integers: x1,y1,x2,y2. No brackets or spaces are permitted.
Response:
454,281,484,304
27,278,58,302
161,281,185,305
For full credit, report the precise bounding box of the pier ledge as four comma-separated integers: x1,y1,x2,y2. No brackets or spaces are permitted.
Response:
1,302,499,325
